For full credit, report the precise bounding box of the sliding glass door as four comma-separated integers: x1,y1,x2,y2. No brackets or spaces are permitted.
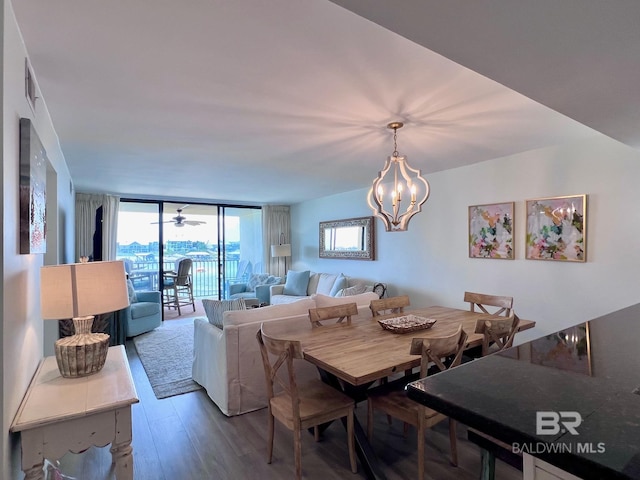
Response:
117,201,262,301
116,202,161,291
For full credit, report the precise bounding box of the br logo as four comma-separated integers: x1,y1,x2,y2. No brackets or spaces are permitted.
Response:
536,411,582,435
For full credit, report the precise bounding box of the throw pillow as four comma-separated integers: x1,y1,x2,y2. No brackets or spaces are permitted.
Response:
337,283,372,297
246,273,270,292
329,274,348,297
283,270,310,296
202,298,247,329
126,279,138,304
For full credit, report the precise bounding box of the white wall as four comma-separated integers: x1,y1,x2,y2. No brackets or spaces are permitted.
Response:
292,133,640,343
2,2,74,477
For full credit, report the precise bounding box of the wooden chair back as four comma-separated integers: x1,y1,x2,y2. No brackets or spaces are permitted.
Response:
308,303,358,328
464,291,513,316
369,295,410,317
175,258,193,286
256,327,303,409
256,325,358,478
474,312,520,356
410,326,468,377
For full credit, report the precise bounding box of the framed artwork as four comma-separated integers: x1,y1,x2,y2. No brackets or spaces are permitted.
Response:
19,118,47,254
530,322,592,376
525,194,586,262
468,202,514,259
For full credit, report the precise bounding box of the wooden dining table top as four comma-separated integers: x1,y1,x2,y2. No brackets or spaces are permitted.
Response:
262,305,536,387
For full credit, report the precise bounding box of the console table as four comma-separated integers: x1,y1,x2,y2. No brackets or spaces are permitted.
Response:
11,345,139,479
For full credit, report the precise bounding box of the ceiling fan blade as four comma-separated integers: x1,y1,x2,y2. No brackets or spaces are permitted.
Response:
183,220,206,226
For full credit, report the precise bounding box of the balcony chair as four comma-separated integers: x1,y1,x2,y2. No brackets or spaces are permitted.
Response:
162,257,195,315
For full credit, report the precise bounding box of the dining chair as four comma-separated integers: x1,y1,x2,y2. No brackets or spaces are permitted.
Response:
474,312,520,356
464,291,513,316
367,326,468,479
308,302,358,328
256,326,357,480
369,295,410,317
162,257,195,315
468,312,521,480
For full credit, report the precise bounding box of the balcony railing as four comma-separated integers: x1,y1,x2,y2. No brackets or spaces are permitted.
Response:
124,258,243,299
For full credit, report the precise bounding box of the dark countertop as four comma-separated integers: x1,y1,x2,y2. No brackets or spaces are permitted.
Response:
406,303,640,480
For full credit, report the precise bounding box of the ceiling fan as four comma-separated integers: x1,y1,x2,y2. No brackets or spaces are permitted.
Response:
153,206,206,227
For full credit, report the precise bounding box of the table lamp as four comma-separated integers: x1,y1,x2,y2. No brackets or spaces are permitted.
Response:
40,260,130,378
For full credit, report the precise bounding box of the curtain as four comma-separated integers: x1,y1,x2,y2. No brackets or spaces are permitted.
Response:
102,195,120,260
75,193,120,262
262,205,290,277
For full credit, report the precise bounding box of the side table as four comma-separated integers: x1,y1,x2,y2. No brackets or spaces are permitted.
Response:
11,345,139,479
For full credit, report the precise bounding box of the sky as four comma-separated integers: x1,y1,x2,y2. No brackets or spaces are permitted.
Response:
117,212,239,245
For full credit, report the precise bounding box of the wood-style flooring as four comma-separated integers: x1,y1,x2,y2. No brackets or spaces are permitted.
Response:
53,337,523,480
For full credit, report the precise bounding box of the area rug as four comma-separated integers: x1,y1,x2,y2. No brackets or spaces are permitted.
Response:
133,320,203,399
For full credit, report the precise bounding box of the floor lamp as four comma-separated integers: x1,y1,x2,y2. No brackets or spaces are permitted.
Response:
271,233,291,277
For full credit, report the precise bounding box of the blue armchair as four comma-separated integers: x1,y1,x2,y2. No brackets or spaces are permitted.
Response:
228,274,282,305
123,280,162,337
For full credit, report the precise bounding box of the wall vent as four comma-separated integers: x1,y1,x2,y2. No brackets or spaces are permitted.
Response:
25,58,37,111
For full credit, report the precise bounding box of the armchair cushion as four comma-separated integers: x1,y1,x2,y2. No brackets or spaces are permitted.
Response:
283,270,310,296
130,301,160,319
136,291,161,303
228,283,248,295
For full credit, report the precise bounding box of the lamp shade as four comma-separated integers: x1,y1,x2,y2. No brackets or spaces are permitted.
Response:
41,260,130,320
271,244,291,258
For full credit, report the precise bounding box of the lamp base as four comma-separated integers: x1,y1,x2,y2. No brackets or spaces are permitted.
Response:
54,315,110,378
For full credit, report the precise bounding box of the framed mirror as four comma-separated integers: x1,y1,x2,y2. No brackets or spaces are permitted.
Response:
319,216,375,260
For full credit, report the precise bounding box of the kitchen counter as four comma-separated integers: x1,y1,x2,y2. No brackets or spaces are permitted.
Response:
406,303,640,479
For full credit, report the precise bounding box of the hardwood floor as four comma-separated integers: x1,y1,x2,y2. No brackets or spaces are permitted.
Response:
53,341,523,480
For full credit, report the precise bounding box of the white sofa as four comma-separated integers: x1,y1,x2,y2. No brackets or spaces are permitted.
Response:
192,291,379,416
270,271,355,304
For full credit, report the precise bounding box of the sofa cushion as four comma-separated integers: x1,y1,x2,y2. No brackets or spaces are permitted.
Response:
314,273,340,296
203,298,247,329
223,298,317,327
307,272,321,295
329,274,348,297
270,295,309,305
283,270,310,296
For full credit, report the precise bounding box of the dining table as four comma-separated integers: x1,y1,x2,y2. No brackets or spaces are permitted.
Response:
262,305,536,480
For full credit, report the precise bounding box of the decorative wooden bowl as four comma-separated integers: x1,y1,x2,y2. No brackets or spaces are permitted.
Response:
378,315,437,334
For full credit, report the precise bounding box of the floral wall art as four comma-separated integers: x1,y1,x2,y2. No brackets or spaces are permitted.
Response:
19,118,47,254
468,202,514,259
526,194,586,262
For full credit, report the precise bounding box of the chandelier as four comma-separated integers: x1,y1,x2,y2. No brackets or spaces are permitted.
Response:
367,122,430,232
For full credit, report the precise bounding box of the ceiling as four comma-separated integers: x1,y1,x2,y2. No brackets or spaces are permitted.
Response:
12,1,636,206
